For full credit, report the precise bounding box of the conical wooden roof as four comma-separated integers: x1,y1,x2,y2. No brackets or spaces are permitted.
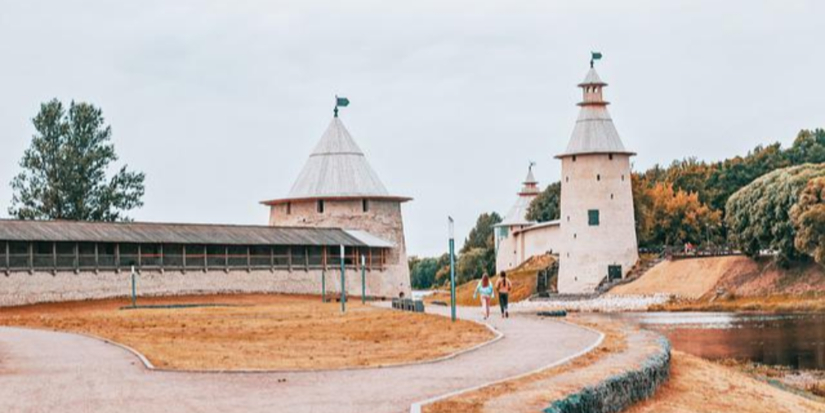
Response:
262,117,410,204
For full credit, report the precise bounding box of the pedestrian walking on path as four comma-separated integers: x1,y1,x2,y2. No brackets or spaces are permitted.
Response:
495,271,512,318
473,273,495,320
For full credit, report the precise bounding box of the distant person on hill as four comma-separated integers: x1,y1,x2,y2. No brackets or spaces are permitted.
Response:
495,271,513,318
473,273,495,320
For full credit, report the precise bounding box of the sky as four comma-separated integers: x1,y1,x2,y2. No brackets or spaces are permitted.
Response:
0,1,823,256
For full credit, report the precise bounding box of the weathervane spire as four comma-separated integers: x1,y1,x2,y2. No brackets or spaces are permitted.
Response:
334,95,350,118
590,51,603,68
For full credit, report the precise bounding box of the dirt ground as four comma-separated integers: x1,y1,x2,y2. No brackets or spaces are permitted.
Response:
611,256,825,311
624,351,825,413
425,317,629,413
0,294,494,371
427,254,555,308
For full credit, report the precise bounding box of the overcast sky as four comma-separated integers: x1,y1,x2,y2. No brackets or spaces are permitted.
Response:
1,1,823,256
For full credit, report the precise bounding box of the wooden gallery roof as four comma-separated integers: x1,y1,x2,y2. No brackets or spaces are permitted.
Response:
0,220,394,248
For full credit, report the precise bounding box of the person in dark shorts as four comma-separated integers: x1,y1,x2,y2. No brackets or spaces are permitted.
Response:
495,271,512,318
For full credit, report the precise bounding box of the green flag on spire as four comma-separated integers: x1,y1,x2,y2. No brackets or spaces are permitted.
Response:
334,96,350,117
590,52,603,68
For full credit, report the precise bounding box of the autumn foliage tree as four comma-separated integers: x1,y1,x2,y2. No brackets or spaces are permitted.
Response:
633,178,721,247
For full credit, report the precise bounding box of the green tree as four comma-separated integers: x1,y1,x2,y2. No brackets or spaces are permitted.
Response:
726,164,825,264
9,99,145,221
456,247,489,284
526,181,561,222
408,255,445,289
460,212,502,253
791,177,825,265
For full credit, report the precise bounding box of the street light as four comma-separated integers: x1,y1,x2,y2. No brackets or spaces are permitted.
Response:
448,216,456,322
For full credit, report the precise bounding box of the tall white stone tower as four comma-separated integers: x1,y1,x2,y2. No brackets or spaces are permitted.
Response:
556,63,638,294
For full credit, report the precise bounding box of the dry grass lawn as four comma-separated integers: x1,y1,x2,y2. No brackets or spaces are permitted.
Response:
624,351,825,413
0,294,494,371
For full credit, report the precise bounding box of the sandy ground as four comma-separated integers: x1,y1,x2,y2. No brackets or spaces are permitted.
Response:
0,294,494,371
611,256,825,299
610,257,736,298
624,351,825,413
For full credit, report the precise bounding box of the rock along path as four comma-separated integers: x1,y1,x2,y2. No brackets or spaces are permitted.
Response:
0,304,601,413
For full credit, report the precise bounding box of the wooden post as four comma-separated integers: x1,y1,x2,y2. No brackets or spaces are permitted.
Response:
287,247,292,272
304,247,309,271
137,244,142,270
182,245,187,273
159,244,164,272
52,242,57,275
4,241,9,274
203,245,208,272
94,243,99,273
246,246,251,272
270,246,274,272
225,246,229,272
115,243,120,273
73,242,79,273
323,247,328,271
27,242,33,274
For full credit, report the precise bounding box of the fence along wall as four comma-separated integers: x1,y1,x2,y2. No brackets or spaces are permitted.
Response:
0,241,387,274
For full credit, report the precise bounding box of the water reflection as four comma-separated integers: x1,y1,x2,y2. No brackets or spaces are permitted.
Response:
611,312,825,370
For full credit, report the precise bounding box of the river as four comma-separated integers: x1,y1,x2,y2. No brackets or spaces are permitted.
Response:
611,312,825,370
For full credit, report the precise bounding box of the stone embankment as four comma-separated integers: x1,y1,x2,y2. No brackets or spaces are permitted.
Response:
513,294,671,313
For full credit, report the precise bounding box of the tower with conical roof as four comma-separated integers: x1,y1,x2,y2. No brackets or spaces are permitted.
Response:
261,113,412,298
556,62,638,293
494,164,546,271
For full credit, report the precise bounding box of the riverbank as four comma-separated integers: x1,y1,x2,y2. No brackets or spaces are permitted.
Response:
624,351,824,413
650,292,825,312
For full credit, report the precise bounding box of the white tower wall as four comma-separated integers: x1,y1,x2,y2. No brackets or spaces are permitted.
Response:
558,154,638,293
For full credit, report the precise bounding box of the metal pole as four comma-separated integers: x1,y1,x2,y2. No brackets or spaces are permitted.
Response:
340,245,346,313
130,265,137,308
361,254,366,304
449,217,456,322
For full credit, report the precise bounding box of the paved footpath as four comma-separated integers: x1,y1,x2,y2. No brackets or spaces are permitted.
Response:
0,305,601,413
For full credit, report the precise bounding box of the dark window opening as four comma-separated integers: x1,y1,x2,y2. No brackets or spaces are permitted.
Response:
572,155,577,162
362,199,369,212
588,209,600,226
611,193,614,200
286,202,291,215
597,174,601,181
609,154,614,160
608,265,622,281
317,200,325,213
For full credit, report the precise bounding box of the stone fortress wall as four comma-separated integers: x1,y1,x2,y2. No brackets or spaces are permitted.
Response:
270,199,411,298
0,267,382,308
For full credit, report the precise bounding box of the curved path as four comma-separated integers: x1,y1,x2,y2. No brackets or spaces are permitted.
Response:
0,305,601,413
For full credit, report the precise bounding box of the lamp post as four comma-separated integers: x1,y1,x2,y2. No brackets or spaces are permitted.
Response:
340,245,346,313
449,216,456,322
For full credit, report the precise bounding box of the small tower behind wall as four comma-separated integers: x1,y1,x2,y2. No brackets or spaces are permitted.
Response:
556,64,638,293
494,164,540,271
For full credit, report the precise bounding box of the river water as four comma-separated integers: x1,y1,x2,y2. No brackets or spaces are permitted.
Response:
611,312,825,370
